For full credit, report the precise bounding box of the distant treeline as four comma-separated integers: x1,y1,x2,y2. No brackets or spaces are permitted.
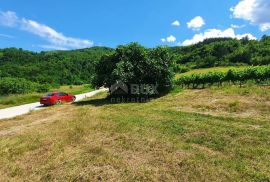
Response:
171,35,270,68
0,36,270,91
0,47,113,86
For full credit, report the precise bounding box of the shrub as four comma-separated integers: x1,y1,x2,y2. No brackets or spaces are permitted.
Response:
36,84,50,93
174,65,190,73
0,77,36,95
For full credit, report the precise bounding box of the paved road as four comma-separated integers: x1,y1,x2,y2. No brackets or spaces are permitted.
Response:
0,88,107,120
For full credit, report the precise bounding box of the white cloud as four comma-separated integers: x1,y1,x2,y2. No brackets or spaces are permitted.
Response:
171,20,180,27
231,0,270,31
166,35,176,42
161,35,176,43
181,28,256,46
0,11,93,49
0,33,14,38
231,24,246,29
235,33,257,40
0,11,18,27
259,23,270,31
187,16,205,30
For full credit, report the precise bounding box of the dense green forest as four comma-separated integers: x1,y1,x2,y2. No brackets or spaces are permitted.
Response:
0,36,270,95
171,35,270,69
0,47,113,86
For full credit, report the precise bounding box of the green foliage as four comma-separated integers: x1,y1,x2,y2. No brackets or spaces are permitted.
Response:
93,43,175,93
0,77,37,95
1,37,270,95
171,36,270,69
177,66,270,88
0,77,51,95
36,84,50,93
0,47,113,85
174,65,190,73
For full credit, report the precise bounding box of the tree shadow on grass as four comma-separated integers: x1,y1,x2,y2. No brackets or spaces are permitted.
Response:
73,88,174,107
73,97,112,107
73,94,165,107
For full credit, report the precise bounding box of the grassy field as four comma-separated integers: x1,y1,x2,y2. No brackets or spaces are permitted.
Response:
0,85,269,181
0,85,93,109
175,66,249,79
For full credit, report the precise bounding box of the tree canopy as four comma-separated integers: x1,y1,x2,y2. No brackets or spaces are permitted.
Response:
93,43,175,94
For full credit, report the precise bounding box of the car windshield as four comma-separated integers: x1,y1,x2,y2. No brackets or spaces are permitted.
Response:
46,93,54,96
58,92,68,96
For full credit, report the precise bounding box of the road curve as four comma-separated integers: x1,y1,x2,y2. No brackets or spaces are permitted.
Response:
0,88,107,120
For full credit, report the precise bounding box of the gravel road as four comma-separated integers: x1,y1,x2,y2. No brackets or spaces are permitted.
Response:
0,88,107,120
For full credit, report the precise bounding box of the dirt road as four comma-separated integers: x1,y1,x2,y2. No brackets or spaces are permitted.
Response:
0,88,107,120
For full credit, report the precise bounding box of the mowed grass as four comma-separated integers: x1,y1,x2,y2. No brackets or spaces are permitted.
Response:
175,66,249,79
51,84,94,95
0,86,269,181
0,84,93,109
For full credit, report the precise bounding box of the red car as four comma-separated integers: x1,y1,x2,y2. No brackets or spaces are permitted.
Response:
40,92,76,106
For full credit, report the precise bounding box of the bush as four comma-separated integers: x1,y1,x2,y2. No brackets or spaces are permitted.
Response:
174,65,190,73
0,77,37,95
0,77,51,95
36,84,50,93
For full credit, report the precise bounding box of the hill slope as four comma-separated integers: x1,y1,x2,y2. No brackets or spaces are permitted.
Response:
0,47,114,85
0,85,269,181
1,36,270,87
171,36,270,68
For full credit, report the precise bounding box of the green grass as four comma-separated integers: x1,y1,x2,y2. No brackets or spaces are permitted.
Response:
50,84,94,95
211,82,270,96
0,86,269,181
0,84,93,109
175,66,249,79
0,93,42,109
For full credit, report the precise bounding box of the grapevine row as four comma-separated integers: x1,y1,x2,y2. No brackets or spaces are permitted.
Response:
176,66,270,88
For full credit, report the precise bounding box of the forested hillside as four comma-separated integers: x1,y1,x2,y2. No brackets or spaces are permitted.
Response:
0,36,270,94
0,47,113,85
171,35,270,69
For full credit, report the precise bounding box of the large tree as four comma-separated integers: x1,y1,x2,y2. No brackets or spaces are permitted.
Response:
92,43,175,94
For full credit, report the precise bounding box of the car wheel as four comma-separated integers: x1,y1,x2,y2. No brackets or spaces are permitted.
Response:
56,100,62,105
72,96,76,102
